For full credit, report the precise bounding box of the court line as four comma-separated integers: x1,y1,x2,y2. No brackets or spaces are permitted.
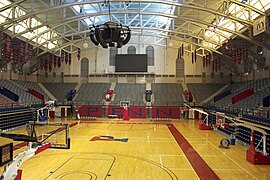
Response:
167,124,220,180
183,123,259,180
159,155,164,168
168,168,193,171
159,154,186,157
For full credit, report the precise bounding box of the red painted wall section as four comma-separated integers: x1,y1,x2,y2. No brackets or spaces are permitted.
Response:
152,106,180,119
77,105,103,117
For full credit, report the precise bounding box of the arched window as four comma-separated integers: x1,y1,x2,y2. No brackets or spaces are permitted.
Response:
146,46,154,66
109,47,118,66
176,58,184,78
127,46,136,54
80,58,89,77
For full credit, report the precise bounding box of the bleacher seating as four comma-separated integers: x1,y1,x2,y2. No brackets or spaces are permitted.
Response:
114,83,146,105
74,83,110,104
43,83,77,102
0,94,16,108
0,79,42,104
151,83,184,106
11,80,50,100
187,83,224,103
0,107,36,131
209,77,270,114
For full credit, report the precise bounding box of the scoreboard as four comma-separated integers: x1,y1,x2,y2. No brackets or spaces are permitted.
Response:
0,143,13,166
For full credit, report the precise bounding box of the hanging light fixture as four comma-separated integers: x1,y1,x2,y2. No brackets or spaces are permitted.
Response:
89,0,131,48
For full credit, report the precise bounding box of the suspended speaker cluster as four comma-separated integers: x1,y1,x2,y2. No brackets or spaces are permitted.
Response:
89,21,131,48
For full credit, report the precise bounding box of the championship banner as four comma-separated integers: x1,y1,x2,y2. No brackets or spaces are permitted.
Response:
218,59,221,71
57,56,61,68
222,43,226,56
227,39,233,57
4,34,11,63
237,48,242,64
192,52,194,64
49,55,52,72
77,48,81,61
68,53,71,65
65,51,68,64
208,55,211,67
40,58,43,70
61,50,64,62
181,44,184,56
13,49,18,64
232,49,236,64
194,50,197,62
28,44,33,60
242,45,247,61
19,41,25,64
44,58,48,72
203,56,206,68
53,55,57,67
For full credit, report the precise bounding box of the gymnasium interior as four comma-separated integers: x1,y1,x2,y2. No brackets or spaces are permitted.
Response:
0,0,270,179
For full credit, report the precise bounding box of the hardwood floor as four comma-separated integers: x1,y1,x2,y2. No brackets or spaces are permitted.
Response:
1,119,270,179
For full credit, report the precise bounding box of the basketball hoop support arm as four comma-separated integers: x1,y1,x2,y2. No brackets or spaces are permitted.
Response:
1,143,51,180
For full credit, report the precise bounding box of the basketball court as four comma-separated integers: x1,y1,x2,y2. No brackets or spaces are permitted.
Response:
1,119,269,180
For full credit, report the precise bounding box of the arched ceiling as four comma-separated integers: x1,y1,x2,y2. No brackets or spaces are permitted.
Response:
1,0,270,57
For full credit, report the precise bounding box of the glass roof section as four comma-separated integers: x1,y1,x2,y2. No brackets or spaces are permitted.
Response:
0,0,58,49
70,0,176,34
0,0,269,51
203,0,270,49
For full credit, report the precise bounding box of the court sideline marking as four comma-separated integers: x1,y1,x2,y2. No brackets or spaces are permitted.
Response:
183,123,259,180
167,124,220,180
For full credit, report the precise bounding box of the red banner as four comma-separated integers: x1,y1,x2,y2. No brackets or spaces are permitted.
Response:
57,56,61,68
232,49,236,64
194,50,197,63
181,44,184,56
4,34,12,63
40,58,43,70
28,44,33,60
242,45,247,61
44,58,48,72
237,48,242,64
227,39,233,57
19,41,25,64
49,55,52,72
61,50,64,62
77,48,81,61
69,53,71,65
222,43,226,56
13,49,18,64
53,55,57,67
65,52,68,64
